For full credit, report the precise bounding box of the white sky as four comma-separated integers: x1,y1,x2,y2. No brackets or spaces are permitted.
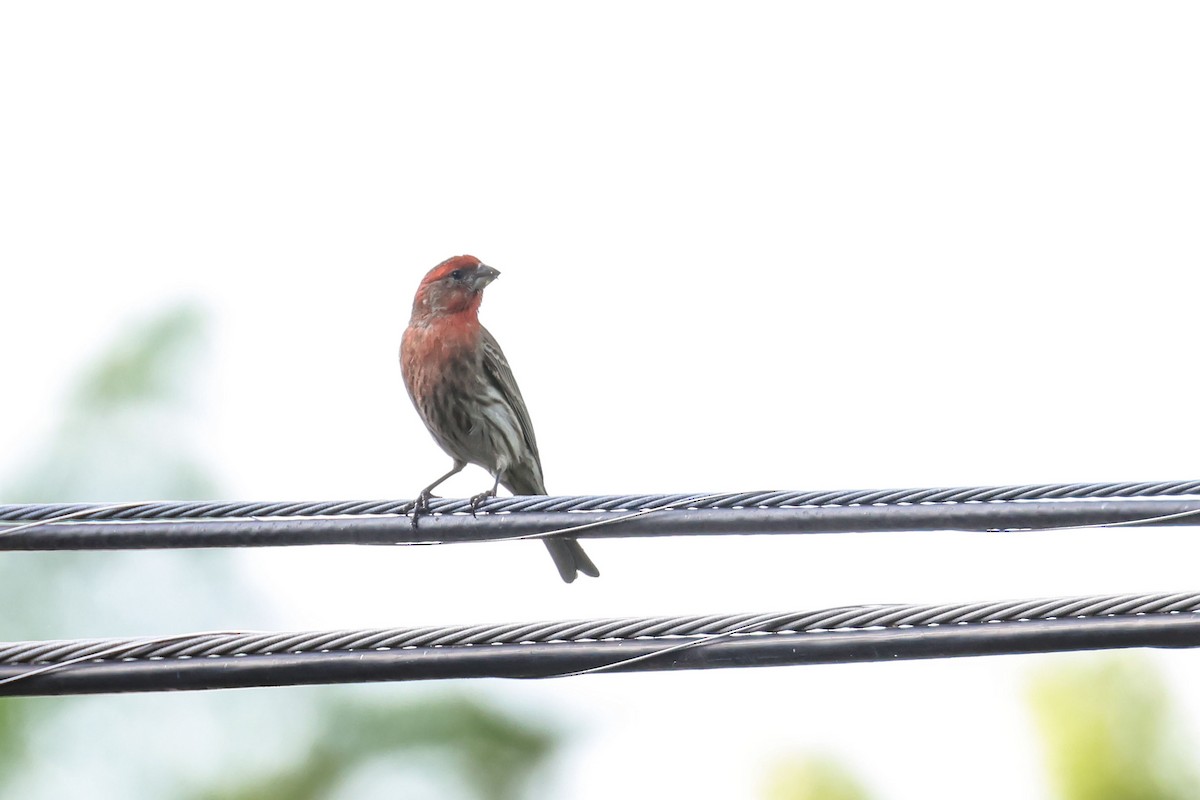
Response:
2,2,1200,798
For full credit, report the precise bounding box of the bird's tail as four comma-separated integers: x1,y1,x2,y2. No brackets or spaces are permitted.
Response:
543,537,600,583
504,467,600,583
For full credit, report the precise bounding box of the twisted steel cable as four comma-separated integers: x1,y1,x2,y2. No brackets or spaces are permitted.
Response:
3,479,1200,552
3,590,1198,665
4,479,1200,523
2,479,1200,554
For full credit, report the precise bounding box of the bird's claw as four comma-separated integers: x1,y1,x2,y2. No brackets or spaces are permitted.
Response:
468,490,496,518
403,491,436,530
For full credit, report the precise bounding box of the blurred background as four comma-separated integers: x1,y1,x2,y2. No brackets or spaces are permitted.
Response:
2,2,1199,798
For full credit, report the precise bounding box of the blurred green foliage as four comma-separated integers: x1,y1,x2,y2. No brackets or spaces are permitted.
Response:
1029,655,1200,800
758,655,1200,800
71,306,208,411
195,694,555,800
0,699,28,781
6,303,214,505
762,755,873,800
0,305,559,800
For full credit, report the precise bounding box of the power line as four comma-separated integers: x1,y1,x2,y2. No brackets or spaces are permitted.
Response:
2,479,1200,551
2,591,1199,696
5,481,1200,695
7,479,1200,521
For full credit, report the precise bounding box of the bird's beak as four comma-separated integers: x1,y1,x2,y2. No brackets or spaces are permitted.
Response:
472,264,500,290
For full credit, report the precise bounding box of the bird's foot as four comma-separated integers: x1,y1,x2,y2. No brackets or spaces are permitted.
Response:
468,489,497,518
403,491,436,530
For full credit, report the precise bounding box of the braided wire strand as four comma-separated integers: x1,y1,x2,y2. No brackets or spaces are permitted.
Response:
4,479,1200,524
2,590,1197,666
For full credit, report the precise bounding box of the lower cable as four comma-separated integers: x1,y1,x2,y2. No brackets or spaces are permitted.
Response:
3,590,1199,696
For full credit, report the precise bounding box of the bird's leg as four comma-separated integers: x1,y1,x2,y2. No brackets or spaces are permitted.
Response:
405,461,466,529
469,473,502,517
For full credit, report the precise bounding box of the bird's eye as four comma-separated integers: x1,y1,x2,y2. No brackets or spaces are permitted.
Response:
450,269,464,281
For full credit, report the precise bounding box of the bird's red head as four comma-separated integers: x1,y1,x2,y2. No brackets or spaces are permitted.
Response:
411,255,501,321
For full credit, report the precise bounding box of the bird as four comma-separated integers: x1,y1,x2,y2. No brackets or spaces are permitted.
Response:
399,255,600,583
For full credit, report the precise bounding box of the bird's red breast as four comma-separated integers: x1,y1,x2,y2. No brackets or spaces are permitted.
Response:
401,256,490,407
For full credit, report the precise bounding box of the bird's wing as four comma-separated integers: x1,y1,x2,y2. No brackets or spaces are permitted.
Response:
479,325,542,465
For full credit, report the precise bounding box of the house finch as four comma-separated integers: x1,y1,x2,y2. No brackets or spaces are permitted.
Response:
399,255,600,583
